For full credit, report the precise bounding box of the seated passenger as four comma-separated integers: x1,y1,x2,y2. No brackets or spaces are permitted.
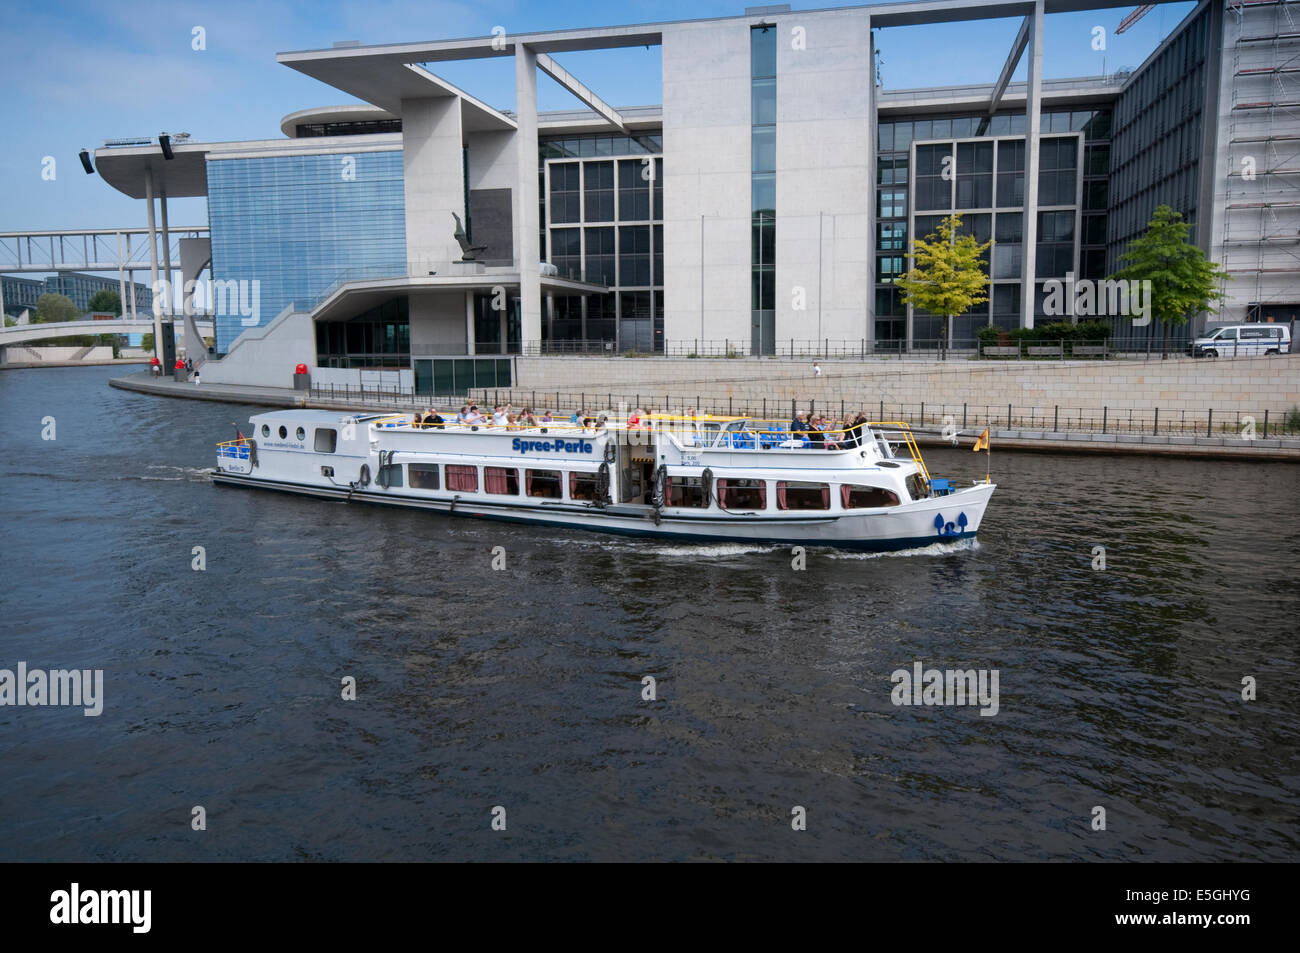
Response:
789,411,808,439
824,418,842,450
807,417,825,448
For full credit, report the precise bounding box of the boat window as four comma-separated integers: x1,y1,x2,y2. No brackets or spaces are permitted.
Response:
525,469,562,498
261,424,270,437
841,484,901,508
667,475,708,508
296,427,306,441
485,466,520,495
446,464,478,492
777,481,830,510
278,426,288,439
569,471,601,501
717,478,766,510
408,464,440,490
908,474,928,501
379,464,403,488
695,421,722,446
314,428,337,453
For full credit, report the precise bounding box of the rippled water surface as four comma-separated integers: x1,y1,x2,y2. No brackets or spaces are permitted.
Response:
1,365,1297,861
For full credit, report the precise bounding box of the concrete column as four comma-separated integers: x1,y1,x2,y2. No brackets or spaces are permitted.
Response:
465,291,476,355
144,168,161,358
546,293,555,345
1020,0,1044,329
514,44,541,348
401,96,465,275
159,187,173,319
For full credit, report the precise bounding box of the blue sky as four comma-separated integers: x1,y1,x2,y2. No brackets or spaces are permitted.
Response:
0,0,1195,237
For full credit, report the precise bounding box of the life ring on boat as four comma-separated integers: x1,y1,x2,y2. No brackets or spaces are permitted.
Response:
247,439,258,468
652,464,668,508
596,461,610,507
358,464,371,487
701,467,714,505
376,451,393,488
603,441,617,464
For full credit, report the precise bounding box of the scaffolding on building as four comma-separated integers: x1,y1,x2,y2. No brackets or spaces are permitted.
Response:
1221,0,1300,317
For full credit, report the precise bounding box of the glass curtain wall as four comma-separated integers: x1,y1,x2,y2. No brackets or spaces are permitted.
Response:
751,25,777,355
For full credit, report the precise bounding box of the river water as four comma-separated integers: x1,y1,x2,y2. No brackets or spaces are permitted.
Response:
1,365,1296,862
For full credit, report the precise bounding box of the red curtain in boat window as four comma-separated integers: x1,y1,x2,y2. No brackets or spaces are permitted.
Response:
777,481,788,510
446,464,478,492
841,484,853,509
663,476,672,503
756,482,767,508
821,485,830,509
716,478,728,509
485,467,513,495
526,470,534,495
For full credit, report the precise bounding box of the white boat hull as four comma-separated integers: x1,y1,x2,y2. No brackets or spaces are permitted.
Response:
211,470,994,551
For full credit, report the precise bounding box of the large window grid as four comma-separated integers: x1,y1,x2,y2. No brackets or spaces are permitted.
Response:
905,134,1082,343
542,152,663,351
876,110,1109,344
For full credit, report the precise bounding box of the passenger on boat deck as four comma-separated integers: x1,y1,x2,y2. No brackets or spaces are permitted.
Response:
540,409,553,423
807,416,826,448
428,410,446,429
846,412,868,448
464,406,486,426
492,406,508,426
582,417,596,433
521,408,539,427
824,419,842,450
789,411,807,437
596,414,609,431
570,408,587,424
628,408,641,427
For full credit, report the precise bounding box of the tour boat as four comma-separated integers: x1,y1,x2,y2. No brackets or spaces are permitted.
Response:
212,411,995,550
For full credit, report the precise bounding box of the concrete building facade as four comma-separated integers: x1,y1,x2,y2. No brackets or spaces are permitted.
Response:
91,0,1297,390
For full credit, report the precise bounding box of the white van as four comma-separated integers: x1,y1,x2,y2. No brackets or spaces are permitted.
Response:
1188,324,1291,358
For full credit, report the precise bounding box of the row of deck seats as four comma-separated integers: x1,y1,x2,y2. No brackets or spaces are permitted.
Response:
694,426,812,450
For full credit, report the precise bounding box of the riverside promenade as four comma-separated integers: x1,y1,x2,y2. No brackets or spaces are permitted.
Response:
109,369,1300,461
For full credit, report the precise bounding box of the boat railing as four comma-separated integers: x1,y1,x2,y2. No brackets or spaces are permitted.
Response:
216,438,251,460
869,422,932,486
650,415,867,451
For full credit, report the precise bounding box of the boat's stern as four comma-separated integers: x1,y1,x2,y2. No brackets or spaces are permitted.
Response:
215,439,253,476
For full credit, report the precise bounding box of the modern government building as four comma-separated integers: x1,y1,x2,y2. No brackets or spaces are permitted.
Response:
92,0,1297,390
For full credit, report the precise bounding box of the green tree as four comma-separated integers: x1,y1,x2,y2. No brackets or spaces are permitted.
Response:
141,332,154,352
33,292,79,324
87,289,122,316
1108,204,1229,359
893,213,992,359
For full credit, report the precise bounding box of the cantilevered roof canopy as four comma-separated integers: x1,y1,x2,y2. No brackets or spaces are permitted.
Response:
93,145,211,199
